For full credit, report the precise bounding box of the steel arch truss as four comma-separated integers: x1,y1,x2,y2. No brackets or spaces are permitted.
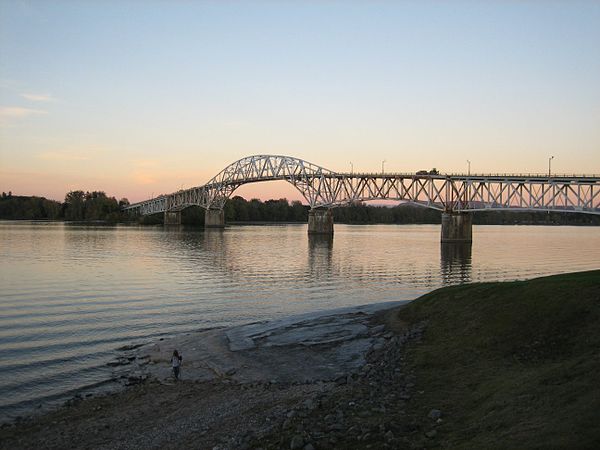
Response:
123,155,600,216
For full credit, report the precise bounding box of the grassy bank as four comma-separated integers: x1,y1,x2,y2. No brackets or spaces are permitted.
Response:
397,270,600,449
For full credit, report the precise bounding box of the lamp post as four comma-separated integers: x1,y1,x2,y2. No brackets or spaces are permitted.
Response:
382,160,386,174
548,156,554,177
350,161,353,174
467,160,471,176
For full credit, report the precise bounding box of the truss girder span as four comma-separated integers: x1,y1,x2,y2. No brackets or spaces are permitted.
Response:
122,155,600,216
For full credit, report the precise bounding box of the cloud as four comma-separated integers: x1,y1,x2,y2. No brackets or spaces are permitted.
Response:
0,106,47,118
21,93,54,102
37,151,90,162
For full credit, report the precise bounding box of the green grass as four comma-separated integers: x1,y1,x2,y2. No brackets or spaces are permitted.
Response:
397,270,600,449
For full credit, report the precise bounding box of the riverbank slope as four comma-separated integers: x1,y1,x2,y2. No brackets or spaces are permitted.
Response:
1,270,598,449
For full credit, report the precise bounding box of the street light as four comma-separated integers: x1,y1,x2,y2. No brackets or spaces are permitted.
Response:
467,160,471,176
350,161,353,174
382,160,386,174
548,156,554,177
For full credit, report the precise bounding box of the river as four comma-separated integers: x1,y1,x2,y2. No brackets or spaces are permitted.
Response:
1,221,599,421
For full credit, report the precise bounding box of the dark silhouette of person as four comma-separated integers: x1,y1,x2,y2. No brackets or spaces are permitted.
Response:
171,349,182,380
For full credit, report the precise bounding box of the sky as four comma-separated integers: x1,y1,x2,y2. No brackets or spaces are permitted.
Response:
1,1,599,203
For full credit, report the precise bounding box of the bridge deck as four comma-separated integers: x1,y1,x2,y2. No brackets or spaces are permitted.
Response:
123,155,600,216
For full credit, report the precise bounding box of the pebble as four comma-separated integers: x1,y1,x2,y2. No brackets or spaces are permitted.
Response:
303,399,315,410
428,409,442,420
370,325,385,335
290,434,304,449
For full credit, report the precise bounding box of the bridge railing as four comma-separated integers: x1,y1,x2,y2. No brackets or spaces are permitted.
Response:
335,172,600,179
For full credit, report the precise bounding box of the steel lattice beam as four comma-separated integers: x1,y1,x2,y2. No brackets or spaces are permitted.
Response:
123,155,600,216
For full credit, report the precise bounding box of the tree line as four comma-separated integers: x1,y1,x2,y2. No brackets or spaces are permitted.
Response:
2,191,598,226
0,191,130,222
171,196,598,226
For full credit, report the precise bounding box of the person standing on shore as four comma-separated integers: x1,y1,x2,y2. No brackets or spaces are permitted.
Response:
171,350,182,380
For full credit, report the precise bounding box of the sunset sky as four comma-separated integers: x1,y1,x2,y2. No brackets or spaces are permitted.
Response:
1,1,599,203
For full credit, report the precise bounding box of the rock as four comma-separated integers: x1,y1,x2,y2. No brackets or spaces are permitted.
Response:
428,409,442,420
303,399,316,410
361,363,373,373
116,343,143,351
372,342,384,351
304,444,315,450
425,430,438,438
290,435,304,450
385,430,395,441
370,325,385,335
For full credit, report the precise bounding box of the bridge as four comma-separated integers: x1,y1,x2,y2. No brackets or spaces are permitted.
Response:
123,154,600,243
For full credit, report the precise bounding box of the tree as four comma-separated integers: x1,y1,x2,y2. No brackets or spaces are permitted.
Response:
64,190,86,221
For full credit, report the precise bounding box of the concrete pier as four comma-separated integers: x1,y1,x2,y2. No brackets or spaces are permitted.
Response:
308,209,334,235
164,211,181,226
205,209,225,228
441,212,472,243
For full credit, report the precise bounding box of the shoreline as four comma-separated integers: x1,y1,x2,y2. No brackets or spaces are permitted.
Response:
2,271,599,449
0,297,420,450
3,218,599,227
0,299,412,428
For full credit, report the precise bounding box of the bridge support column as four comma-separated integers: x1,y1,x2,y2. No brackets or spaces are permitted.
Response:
308,209,334,235
205,209,225,228
441,212,472,243
164,211,181,226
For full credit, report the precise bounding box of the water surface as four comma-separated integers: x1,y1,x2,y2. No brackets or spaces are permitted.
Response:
1,222,599,421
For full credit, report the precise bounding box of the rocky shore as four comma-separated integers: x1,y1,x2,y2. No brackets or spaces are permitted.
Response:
4,270,598,449
1,300,434,450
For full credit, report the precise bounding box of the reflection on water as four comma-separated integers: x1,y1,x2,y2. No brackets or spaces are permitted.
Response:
0,222,599,421
308,234,334,279
440,243,472,284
